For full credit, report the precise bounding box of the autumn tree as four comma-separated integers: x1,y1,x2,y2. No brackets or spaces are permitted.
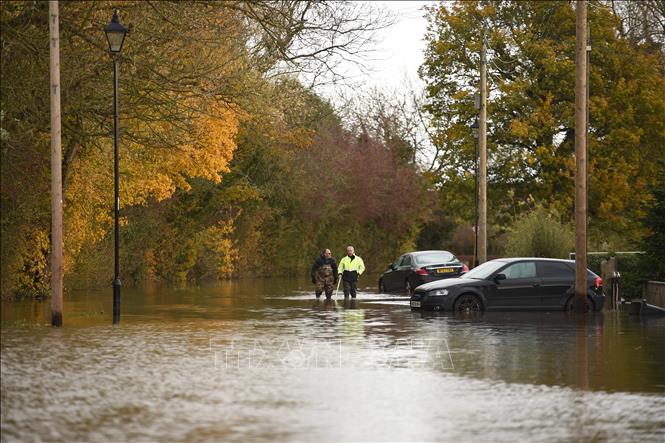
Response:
640,164,665,280
293,122,434,272
0,1,389,296
420,0,665,249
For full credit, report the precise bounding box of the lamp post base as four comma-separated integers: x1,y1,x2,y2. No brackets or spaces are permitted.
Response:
113,278,121,324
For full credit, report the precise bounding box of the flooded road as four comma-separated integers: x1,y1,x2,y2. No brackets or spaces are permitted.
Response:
2,277,664,442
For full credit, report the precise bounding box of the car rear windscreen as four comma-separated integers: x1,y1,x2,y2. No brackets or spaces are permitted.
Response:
415,252,454,265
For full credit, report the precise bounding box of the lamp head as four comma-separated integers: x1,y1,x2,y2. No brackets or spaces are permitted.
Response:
104,10,128,54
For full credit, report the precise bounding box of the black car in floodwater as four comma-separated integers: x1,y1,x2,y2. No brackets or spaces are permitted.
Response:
379,250,468,295
410,258,604,312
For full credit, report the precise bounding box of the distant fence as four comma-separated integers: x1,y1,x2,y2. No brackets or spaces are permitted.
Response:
643,281,665,308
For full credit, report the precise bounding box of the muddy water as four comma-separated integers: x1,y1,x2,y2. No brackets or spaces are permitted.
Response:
2,277,664,442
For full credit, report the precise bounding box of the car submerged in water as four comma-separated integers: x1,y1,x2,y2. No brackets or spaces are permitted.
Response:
379,250,468,295
410,258,604,312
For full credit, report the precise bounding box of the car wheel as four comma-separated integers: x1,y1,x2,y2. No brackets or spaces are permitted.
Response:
454,294,483,313
565,296,594,312
379,280,386,293
405,280,412,295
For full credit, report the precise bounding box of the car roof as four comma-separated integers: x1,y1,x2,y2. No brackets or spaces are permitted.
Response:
490,257,598,276
493,257,575,264
407,250,454,256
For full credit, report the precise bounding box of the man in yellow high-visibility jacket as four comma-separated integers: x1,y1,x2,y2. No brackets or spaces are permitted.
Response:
337,245,365,299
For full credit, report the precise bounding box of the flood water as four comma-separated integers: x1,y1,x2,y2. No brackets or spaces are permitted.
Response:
2,277,664,442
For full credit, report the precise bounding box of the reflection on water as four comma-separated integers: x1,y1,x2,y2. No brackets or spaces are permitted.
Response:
2,277,664,442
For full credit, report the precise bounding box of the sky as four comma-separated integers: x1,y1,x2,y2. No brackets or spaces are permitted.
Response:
362,1,434,89
318,1,436,101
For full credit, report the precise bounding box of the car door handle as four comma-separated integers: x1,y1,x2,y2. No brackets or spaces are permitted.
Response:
533,283,540,287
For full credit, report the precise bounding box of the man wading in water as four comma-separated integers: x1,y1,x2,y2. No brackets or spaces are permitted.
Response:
337,245,365,299
311,249,338,299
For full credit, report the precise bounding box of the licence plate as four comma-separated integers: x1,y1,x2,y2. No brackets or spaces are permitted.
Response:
410,301,421,308
436,268,455,274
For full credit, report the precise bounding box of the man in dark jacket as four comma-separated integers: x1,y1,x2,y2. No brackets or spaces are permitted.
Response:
311,249,338,299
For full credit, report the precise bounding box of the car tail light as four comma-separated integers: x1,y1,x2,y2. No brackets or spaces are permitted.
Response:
594,277,602,288
462,263,469,273
416,267,428,276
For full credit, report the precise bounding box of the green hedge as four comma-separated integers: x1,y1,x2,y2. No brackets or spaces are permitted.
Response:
505,207,574,259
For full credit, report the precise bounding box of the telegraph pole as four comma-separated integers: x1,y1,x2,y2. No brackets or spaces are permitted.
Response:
574,0,588,313
478,33,488,264
49,0,63,327
586,28,591,238
471,115,479,268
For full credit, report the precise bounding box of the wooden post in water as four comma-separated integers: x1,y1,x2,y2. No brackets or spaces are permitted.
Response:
49,0,63,327
600,257,617,310
574,0,588,313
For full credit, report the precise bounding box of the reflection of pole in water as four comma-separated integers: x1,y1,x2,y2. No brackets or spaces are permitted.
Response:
572,313,596,439
575,316,589,390
593,315,604,381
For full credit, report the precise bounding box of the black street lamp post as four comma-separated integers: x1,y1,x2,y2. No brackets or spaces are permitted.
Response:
471,118,480,268
104,10,127,324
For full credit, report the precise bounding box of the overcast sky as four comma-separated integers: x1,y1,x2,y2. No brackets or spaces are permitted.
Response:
363,1,434,89
318,1,435,102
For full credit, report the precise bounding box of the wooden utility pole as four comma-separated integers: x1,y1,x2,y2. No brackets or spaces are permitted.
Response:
474,137,479,267
478,33,488,264
574,0,588,313
49,0,63,327
586,28,591,231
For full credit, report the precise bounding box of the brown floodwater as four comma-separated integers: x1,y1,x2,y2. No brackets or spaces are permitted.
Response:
2,277,664,442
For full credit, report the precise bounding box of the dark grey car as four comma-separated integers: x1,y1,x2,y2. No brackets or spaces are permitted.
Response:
410,258,604,312
379,250,467,295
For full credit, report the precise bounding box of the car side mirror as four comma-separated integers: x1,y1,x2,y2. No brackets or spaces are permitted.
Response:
388,263,394,270
494,273,506,282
